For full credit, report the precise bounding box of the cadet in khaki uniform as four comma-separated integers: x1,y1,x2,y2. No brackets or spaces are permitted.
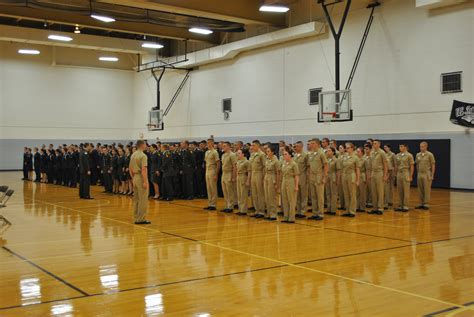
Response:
363,144,373,208
356,147,368,212
384,144,396,208
220,142,237,213
368,140,388,215
337,145,347,210
204,139,220,211
394,143,414,211
249,140,266,218
264,147,281,220
293,141,309,218
325,147,338,215
236,150,250,215
415,142,436,210
341,143,360,217
280,148,299,223
129,140,150,224
307,138,328,221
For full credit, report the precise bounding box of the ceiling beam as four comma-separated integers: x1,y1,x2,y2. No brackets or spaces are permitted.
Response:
0,6,220,44
97,0,287,27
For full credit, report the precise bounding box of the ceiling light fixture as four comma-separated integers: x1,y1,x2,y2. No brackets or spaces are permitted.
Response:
48,34,73,42
18,49,40,55
99,56,119,62
91,14,116,23
189,27,213,35
74,25,81,34
142,43,164,49
259,5,290,12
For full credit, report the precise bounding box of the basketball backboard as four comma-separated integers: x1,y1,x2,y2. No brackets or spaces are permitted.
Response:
318,89,353,122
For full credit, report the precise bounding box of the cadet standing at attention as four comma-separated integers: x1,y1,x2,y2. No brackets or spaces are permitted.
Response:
341,143,360,217
363,143,373,208
368,140,388,215
307,138,328,221
235,149,250,216
180,140,196,200
394,143,414,212
203,139,220,211
79,143,93,199
384,144,396,209
356,147,368,213
249,140,266,218
263,146,281,221
415,141,436,210
325,147,338,215
336,145,346,210
293,141,309,218
129,140,150,224
220,142,237,213
280,147,299,223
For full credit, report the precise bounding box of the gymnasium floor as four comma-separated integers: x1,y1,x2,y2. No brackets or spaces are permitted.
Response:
0,171,473,316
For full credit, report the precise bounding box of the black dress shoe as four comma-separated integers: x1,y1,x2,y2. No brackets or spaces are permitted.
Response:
236,212,247,216
307,215,324,221
356,209,365,213
280,220,288,223
295,214,306,218
368,210,383,215
208,207,216,211
341,213,355,217
286,221,295,224
255,214,265,219
84,197,94,200
325,211,337,215
415,205,424,209
422,206,430,210
225,209,233,213
248,207,256,211
135,220,151,225
266,217,277,221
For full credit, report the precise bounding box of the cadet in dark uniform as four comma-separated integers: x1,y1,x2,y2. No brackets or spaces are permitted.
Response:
180,140,196,200
25,148,33,181
150,144,161,199
111,148,119,194
71,145,80,188
40,149,48,183
101,146,113,193
117,148,126,194
55,149,64,185
195,141,207,198
33,147,41,182
161,144,177,201
47,149,55,184
79,143,93,199
124,146,133,195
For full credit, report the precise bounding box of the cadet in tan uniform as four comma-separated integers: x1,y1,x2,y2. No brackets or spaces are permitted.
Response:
325,147,338,215
129,140,150,224
368,140,388,215
356,147,368,212
336,145,347,210
293,141,309,218
236,149,250,215
264,147,281,220
204,139,220,211
220,142,237,213
415,141,436,210
249,140,266,218
364,143,373,208
341,143,360,217
394,143,414,211
307,138,328,221
281,147,299,223
384,144,396,208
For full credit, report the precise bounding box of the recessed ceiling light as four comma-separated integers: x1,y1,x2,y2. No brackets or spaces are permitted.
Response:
74,25,81,34
18,49,40,55
189,27,213,35
142,43,164,49
259,5,290,12
91,14,115,23
99,56,119,62
48,34,73,42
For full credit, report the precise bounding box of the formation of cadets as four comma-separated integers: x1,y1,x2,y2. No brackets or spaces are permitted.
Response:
22,138,436,223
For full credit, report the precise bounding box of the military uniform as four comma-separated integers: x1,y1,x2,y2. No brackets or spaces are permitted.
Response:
249,150,266,216
357,155,370,212
336,153,346,209
264,155,280,219
416,151,435,209
326,157,338,214
194,148,206,198
181,149,196,199
308,148,328,218
363,153,372,207
369,148,388,213
205,148,220,208
395,151,414,211
130,149,148,222
385,151,396,207
33,151,41,182
281,160,299,222
221,151,237,211
236,158,250,214
161,150,178,200
101,151,113,193
293,152,309,216
79,150,91,198
342,154,359,216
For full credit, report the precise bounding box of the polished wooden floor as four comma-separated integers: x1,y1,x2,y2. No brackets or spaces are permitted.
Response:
0,171,473,316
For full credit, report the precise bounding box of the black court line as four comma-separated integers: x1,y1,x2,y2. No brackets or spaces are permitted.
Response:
1,246,89,297
423,300,474,316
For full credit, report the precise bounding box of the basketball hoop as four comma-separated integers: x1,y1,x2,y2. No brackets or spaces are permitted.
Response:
146,124,157,131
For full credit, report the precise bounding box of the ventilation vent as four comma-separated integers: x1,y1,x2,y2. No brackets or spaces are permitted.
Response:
441,72,462,94
308,88,322,105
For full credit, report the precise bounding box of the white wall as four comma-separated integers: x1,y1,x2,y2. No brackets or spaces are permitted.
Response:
0,42,135,140
133,0,473,140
